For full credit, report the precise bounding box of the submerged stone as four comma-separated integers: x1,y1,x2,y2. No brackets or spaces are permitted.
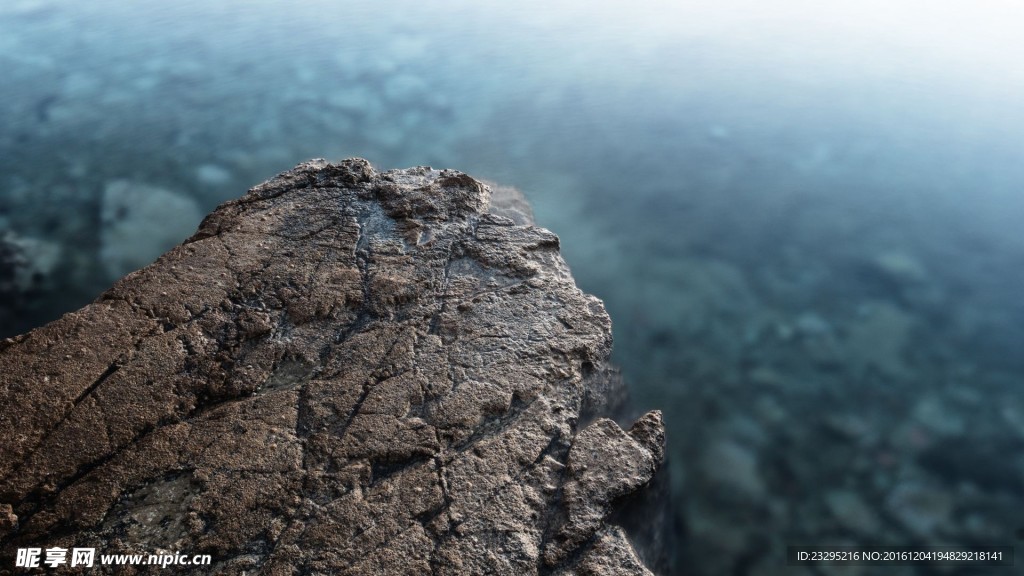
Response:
0,230,60,335
99,179,203,280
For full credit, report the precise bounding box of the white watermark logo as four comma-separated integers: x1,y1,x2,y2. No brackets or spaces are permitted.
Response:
15,547,210,569
16,547,93,568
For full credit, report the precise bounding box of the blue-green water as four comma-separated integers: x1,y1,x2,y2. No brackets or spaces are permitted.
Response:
3,1,1024,574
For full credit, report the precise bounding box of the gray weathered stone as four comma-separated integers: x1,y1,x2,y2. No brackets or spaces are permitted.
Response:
0,159,664,575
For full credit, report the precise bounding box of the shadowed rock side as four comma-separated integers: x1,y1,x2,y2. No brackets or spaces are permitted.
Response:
0,159,665,575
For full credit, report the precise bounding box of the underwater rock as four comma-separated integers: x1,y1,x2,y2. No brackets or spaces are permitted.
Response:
910,396,965,437
885,482,953,539
793,311,831,337
99,179,203,281
917,436,1024,496
0,230,60,334
844,302,915,379
194,163,234,188
823,490,882,536
0,159,664,575
869,250,929,286
701,438,765,500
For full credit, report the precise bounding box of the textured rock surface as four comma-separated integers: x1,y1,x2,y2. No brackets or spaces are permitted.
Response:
0,159,664,575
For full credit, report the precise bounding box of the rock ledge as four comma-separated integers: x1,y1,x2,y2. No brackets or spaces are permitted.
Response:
0,159,664,575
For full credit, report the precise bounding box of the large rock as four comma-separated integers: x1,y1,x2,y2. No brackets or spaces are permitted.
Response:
0,159,665,575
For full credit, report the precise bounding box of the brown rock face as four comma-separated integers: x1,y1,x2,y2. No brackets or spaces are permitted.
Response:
0,159,664,575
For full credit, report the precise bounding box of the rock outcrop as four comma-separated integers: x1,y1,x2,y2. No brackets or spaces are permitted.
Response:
0,159,664,575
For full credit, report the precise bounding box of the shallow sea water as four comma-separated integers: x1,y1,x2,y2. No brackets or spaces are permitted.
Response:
2,1,1024,574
